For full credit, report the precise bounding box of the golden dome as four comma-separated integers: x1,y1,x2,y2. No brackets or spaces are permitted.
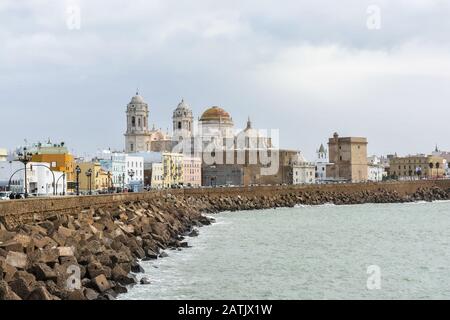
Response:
200,106,232,122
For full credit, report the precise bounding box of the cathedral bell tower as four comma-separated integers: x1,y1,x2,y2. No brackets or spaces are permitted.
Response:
172,99,193,141
124,91,150,153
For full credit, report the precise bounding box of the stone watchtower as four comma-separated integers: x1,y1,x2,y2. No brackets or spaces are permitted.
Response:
124,92,150,153
327,132,368,182
172,99,193,142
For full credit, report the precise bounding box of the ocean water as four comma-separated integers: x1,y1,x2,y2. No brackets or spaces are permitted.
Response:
119,201,450,300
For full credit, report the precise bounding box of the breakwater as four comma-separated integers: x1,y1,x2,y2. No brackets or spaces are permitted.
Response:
1,180,449,300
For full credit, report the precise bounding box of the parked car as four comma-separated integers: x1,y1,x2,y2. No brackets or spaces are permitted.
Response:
0,191,11,200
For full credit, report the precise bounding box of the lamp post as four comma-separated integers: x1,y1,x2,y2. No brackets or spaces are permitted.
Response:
17,147,33,198
122,173,125,192
85,168,93,195
75,165,81,196
128,169,135,192
107,171,112,193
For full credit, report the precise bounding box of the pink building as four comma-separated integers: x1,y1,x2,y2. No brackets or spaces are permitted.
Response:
182,156,202,187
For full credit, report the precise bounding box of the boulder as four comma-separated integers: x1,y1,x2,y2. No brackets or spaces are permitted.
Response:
0,280,21,300
130,261,145,273
84,287,99,300
140,277,151,285
5,251,28,269
30,263,57,282
8,277,32,299
27,286,54,300
57,247,75,257
92,274,111,293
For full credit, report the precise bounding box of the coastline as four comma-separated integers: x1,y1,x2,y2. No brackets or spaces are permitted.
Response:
1,183,449,300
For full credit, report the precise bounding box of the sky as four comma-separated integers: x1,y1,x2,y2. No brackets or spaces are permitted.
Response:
1,0,449,160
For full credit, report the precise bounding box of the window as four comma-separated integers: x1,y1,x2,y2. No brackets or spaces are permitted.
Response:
138,118,141,127
178,122,182,129
130,144,134,152
132,117,136,127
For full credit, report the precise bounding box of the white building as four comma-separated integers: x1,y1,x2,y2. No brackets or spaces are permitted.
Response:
0,149,7,162
0,161,65,196
125,154,144,191
367,156,385,182
292,152,316,184
98,151,126,189
315,144,329,182
149,163,164,189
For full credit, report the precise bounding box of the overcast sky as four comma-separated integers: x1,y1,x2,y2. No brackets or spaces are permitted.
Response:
1,0,449,160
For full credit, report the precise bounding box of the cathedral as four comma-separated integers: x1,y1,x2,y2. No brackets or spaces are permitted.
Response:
124,92,271,154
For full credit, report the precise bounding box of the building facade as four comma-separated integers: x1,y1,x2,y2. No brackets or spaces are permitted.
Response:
162,152,183,188
327,133,368,182
125,155,144,191
0,161,65,195
367,156,385,182
291,153,316,184
76,162,111,193
182,156,202,187
99,152,126,189
202,164,243,187
30,142,75,189
389,155,446,179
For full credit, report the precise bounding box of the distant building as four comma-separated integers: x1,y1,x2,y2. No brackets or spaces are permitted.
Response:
327,132,368,182
29,141,76,191
0,149,7,162
389,154,446,179
292,153,316,184
182,156,202,187
202,164,243,187
315,144,329,181
162,152,183,188
367,156,385,182
99,152,126,189
0,161,65,195
125,154,144,191
432,146,450,177
75,162,111,193
148,163,164,189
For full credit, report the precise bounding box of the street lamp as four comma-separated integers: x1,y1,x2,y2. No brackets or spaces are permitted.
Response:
17,147,33,197
85,168,93,195
75,165,81,196
128,169,135,191
107,171,112,193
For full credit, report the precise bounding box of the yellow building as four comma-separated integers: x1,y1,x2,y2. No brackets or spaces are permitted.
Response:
389,155,445,179
76,162,112,192
162,153,183,188
30,142,76,188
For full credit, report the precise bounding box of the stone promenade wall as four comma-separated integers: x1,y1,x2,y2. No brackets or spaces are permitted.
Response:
1,180,449,229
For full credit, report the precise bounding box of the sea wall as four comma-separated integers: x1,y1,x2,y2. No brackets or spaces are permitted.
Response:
0,180,449,300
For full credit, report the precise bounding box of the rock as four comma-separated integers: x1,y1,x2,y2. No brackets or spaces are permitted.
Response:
30,263,57,282
111,265,137,286
0,280,21,300
188,229,199,237
140,277,151,285
27,286,54,300
92,274,111,293
159,251,169,258
57,247,75,257
66,289,86,300
113,283,128,294
5,251,28,269
84,287,99,300
9,277,32,299
130,261,145,273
